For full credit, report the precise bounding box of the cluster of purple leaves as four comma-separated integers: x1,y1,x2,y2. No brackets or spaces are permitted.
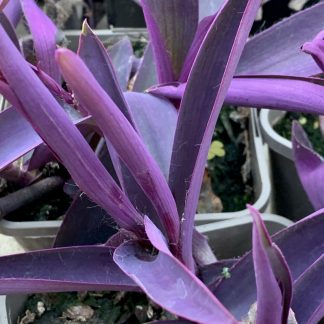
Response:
0,0,323,322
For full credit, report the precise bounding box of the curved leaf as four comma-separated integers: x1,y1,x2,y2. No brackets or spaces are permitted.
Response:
141,0,198,82
114,217,237,324
125,92,177,180
179,14,215,82
301,30,324,73
78,21,132,121
0,246,138,294
307,302,324,324
3,0,21,27
21,0,60,82
54,195,117,248
108,37,134,91
249,206,292,324
56,49,180,245
192,230,217,267
0,106,41,170
292,121,324,210
211,209,324,320
168,0,262,270
200,259,238,287
150,76,324,115
292,255,324,324
77,22,148,220
133,43,158,92
236,2,324,76
0,12,19,50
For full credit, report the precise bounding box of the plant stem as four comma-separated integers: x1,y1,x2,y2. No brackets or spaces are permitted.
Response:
0,176,65,219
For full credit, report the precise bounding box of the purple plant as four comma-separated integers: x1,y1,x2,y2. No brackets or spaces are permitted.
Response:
0,0,322,322
291,31,324,212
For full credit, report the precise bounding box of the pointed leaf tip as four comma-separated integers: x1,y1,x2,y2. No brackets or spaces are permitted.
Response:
81,19,90,36
301,30,324,72
249,206,293,324
248,204,271,247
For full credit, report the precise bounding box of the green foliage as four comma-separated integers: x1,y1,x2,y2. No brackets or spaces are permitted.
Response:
207,107,253,212
274,112,324,156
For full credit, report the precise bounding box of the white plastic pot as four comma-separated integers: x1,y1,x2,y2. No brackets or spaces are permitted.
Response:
0,213,292,323
195,109,271,225
260,109,313,220
197,213,293,259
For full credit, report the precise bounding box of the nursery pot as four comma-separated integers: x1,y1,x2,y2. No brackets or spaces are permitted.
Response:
260,109,313,220
0,214,293,324
195,109,271,225
197,213,293,259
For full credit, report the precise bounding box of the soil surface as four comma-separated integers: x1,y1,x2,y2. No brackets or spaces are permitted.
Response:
19,291,175,324
200,106,254,213
274,112,324,156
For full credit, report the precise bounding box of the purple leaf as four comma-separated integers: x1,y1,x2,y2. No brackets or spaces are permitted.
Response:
307,303,324,324
0,102,94,172
292,255,324,324
141,0,198,82
34,66,74,105
236,2,324,76
54,195,117,247
77,22,145,214
0,78,22,108
0,246,138,294
249,206,292,324
292,121,324,210
0,25,144,233
133,43,158,92
0,106,42,170
54,141,122,248
0,12,19,50
26,144,54,171
211,209,324,320
114,217,238,324
3,0,21,27
77,22,136,191
225,76,324,114
192,230,217,267
105,229,138,249
200,259,238,287
150,76,324,115
125,92,177,179
301,30,324,73
108,37,134,91
179,14,215,82
56,48,180,246
169,0,262,270
77,34,159,235
21,0,60,82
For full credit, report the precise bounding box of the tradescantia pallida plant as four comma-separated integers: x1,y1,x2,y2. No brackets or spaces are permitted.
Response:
0,0,323,322
290,31,324,214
